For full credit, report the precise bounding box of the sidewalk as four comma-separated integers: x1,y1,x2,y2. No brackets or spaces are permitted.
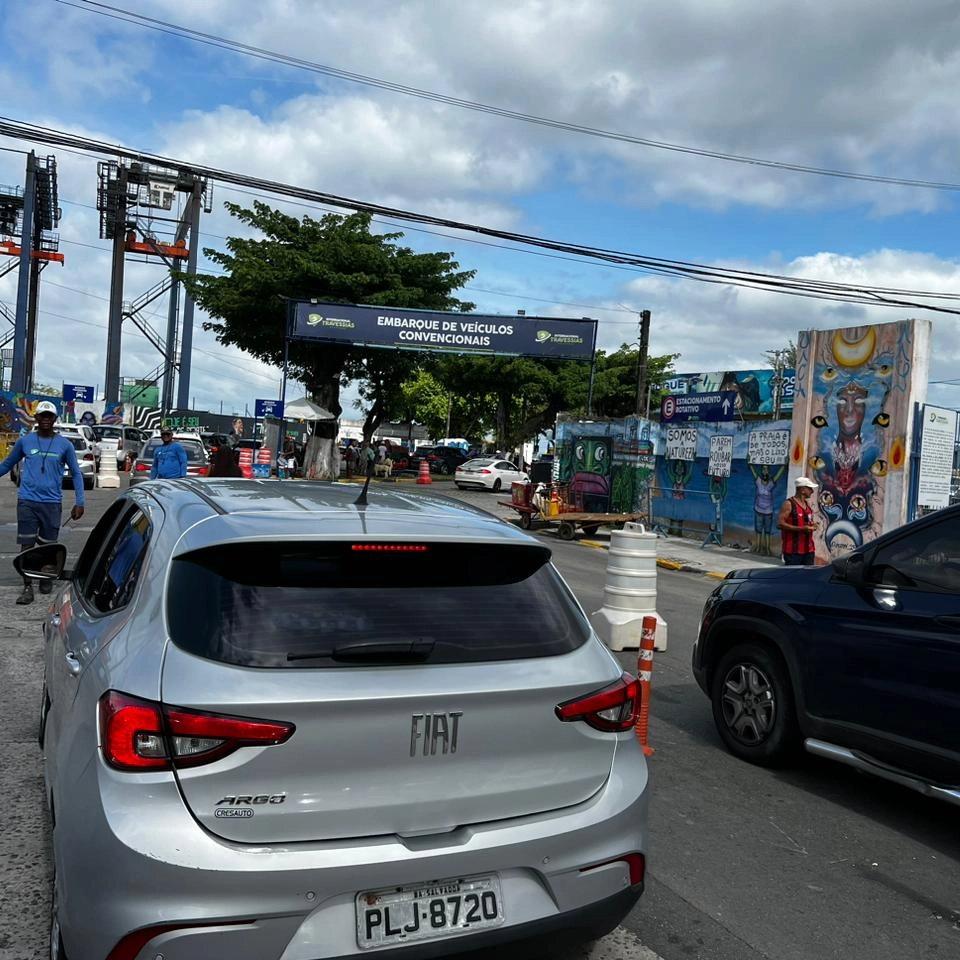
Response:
647,532,781,578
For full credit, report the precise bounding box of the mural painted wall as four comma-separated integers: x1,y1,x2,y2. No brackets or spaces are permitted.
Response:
554,416,657,514
654,421,792,553
791,320,930,560
554,415,796,550
0,390,67,460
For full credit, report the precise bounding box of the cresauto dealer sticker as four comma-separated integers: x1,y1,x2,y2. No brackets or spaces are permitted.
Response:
214,808,254,818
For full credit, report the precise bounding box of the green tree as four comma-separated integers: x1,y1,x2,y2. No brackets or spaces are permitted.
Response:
762,341,797,369
589,345,680,418
182,202,474,435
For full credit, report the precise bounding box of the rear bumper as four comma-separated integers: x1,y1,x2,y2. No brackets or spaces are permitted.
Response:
322,885,642,960
56,745,648,958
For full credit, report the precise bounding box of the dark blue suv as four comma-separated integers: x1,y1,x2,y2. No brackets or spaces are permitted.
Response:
693,503,960,807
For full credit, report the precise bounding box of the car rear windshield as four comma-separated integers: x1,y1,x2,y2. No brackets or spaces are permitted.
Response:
167,541,590,667
141,439,206,462
98,427,123,440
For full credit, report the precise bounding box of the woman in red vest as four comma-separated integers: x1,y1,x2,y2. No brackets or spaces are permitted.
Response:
777,477,819,566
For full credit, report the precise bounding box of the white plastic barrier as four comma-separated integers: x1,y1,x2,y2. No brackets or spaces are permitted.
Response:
590,522,667,652
96,449,120,489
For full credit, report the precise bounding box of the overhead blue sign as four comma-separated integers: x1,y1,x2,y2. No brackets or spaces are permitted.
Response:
291,300,596,362
63,384,94,403
660,391,738,423
255,399,284,418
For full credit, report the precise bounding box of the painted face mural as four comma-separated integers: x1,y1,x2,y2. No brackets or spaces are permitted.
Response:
800,324,906,554
571,437,612,512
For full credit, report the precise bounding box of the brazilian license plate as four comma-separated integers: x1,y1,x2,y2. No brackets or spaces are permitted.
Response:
356,874,503,949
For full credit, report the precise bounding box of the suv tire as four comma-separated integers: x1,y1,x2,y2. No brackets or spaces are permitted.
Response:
711,642,798,766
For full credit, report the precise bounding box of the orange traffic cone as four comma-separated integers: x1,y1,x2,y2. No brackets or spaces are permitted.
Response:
416,457,432,485
635,615,657,757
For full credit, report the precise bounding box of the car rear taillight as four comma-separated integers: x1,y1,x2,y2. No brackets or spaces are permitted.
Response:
135,462,148,472
555,673,640,732
82,452,95,461
480,469,491,474
98,691,295,771
193,466,208,475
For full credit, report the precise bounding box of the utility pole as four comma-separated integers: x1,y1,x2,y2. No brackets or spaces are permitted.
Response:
635,309,651,416
772,349,785,420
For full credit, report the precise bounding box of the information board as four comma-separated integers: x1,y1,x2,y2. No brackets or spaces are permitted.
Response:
917,405,957,510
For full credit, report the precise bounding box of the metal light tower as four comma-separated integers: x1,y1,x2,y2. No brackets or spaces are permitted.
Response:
96,161,211,409
3,152,63,393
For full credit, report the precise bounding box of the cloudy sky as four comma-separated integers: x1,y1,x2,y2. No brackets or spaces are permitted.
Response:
2,0,960,418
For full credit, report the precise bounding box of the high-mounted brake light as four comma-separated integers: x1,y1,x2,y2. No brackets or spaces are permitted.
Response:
351,544,429,553
555,673,640,732
98,691,294,771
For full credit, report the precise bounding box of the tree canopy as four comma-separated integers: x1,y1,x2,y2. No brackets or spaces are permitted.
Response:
182,202,474,430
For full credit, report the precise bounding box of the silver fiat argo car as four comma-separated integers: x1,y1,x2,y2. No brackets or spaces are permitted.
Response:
28,480,648,959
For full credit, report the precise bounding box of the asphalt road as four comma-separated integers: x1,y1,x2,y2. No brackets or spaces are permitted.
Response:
0,477,957,960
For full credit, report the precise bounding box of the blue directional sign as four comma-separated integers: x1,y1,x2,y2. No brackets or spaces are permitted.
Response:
660,391,738,423
63,384,94,403
255,399,284,418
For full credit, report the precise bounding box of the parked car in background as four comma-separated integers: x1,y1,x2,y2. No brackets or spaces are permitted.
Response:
429,446,470,474
56,423,101,471
95,424,146,469
25,481,648,959
200,431,231,455
403,445,436,474
693,502,960,806
455,458,530,492
129,435,209,487
62,435,97,490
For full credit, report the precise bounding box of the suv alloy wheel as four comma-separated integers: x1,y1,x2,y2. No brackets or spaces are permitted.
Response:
711,642,798,765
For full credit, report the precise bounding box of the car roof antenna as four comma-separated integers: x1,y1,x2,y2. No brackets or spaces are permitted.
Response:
354,470,373,506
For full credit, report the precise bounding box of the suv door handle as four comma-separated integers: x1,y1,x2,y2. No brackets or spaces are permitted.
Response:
64,653,81,676
934,615,960,630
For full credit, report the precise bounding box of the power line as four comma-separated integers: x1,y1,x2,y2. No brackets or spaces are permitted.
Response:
3,116,960,316
53,0,960,193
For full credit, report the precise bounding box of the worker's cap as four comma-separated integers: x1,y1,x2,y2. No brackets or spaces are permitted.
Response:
794,476,818,490
34,401,58,417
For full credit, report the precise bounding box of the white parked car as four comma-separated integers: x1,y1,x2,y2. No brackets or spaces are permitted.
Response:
455,458,529,492
55,423,101,471
95,424,147,469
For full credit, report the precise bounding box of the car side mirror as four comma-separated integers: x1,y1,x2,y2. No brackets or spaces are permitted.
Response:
13,543,68,582
834,552,865,585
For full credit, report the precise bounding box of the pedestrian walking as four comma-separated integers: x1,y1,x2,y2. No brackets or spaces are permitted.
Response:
151,429,188,480
777,476,819,566
0,401,85,605
377,440,387,463
344,442,357,478
364,441,376,477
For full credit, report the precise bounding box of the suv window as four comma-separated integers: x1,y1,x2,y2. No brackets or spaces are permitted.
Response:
168,542,590,668
868,516,960,592
82,506,153,613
